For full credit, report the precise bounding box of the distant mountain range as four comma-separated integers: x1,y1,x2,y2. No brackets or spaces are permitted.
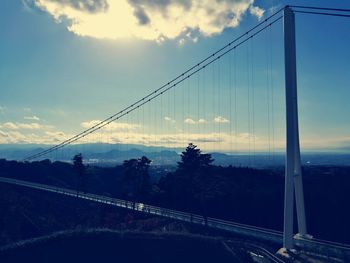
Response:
0,143,350,167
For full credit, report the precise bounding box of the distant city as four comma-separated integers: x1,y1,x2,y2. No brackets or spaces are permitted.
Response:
1,143,350,167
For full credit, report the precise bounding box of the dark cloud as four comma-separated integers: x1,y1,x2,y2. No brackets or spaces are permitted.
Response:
47,0,109,13
128,0,192,24
128,0,171,9
128,0,192,11
133,6,150,25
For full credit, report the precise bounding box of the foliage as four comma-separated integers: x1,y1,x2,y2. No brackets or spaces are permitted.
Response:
0,144,350,245
122,156,151,202
159,143,215,214
72,153,87,193
177,143,213,172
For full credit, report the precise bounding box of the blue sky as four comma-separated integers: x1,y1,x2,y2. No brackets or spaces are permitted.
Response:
0,0,349,153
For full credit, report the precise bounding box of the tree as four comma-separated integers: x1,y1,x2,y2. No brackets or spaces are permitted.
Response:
138,156,151,197
121,156,152,205
72,153,86,194
177,144,214,220
177,143,213,172
159,143,214,211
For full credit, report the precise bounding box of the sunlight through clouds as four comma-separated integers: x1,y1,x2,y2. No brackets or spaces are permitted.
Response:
30,0,264,42
0,119,273,151
4,118,349,152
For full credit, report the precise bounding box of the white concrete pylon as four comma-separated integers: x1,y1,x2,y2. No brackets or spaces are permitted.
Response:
283,6,308,251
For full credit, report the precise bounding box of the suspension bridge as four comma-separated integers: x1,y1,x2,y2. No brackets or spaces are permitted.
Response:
1,5,350,259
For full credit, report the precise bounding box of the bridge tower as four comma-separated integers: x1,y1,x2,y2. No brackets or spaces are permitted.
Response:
283,6,309,251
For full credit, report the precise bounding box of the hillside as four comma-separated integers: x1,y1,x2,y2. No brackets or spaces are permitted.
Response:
0,230,243,263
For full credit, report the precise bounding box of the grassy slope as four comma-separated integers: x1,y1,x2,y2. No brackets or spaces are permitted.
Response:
0,183,256,263
0,183,196,246
0,229,240,263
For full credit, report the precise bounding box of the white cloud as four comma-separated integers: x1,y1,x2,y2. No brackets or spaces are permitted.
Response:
0,130,8,137
0,130,72,144
214,116,229,123
45,131,70,142
0,122,52,130
1,122,18,130
31,0,264,42
72,130,261,150
184,118,208,124
24,115,40,121
1,118,349,153
268,4,282,15
81,119,140,131
184,118,196,124
178,38,186,46
0,117,291,153
6,122,40,130
249,5,264,19
164,116,176,124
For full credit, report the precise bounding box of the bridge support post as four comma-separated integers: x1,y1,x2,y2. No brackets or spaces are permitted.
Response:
283,6,308,251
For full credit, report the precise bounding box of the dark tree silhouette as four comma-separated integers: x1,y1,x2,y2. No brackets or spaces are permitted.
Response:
72,153,86,194
159,143,214,215
138,156,152,197
178,143,214,223
178,143,213,172
122,156,151,206
0,156,349,244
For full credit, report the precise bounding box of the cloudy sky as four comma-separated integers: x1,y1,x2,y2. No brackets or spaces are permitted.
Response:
0,0,349,153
